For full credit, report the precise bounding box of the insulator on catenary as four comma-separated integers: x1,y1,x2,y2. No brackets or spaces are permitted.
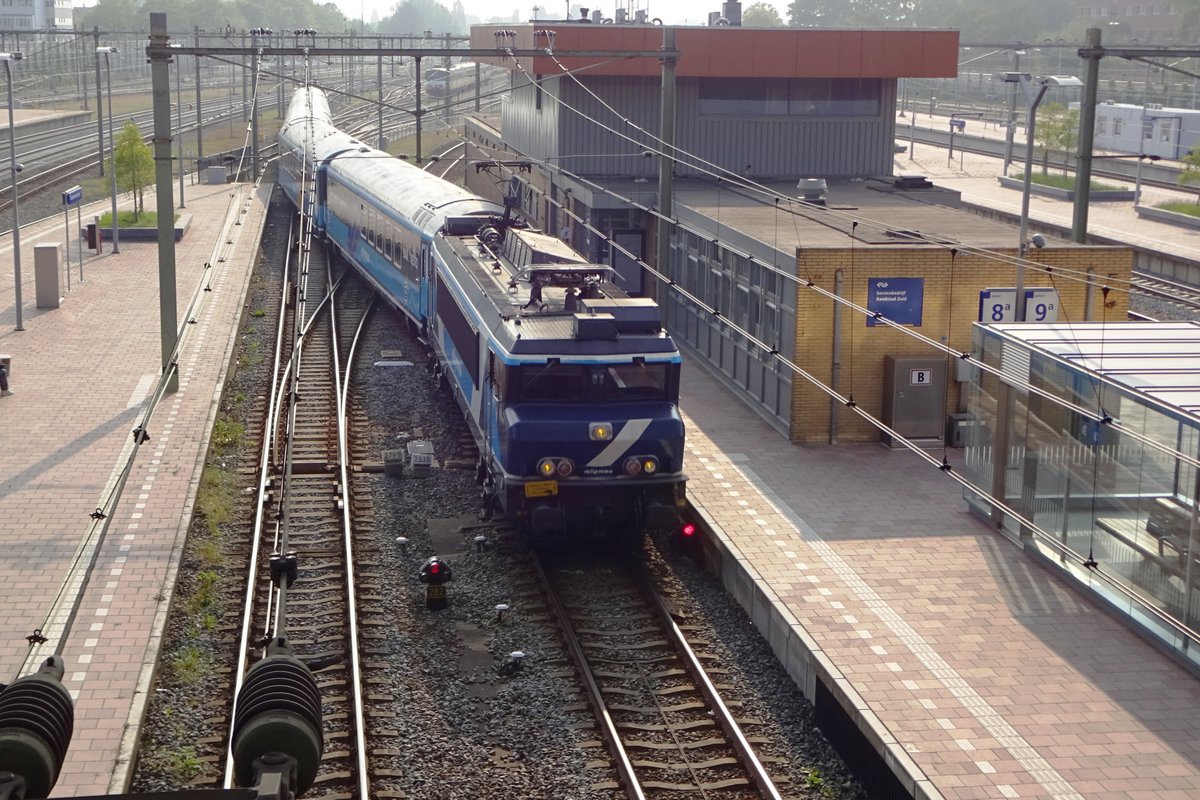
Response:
231,638,324,796
0,655,75,800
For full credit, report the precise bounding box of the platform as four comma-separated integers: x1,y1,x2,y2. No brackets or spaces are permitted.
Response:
0,177,269,796
678,137,1200,800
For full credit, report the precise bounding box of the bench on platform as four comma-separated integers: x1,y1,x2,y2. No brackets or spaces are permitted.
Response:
1146,497,1198,558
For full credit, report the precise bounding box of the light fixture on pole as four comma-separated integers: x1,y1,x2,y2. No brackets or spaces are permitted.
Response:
997,71,1082,321
97,45,119,254
1,51,22,331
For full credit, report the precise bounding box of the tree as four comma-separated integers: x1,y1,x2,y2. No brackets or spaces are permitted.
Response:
1179,148,1200,203
1033,102,1079,176
114,122,155,220
743,2,784,26
788,0,915,27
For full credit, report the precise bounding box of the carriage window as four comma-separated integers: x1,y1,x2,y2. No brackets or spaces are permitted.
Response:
605,362,669,401
517,361,586,402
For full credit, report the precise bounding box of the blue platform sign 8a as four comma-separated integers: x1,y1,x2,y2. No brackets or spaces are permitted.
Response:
867,277,924,327
61,185,82,206
978,288,1060,322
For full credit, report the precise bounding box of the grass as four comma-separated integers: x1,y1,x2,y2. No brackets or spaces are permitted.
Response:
195,466,235,536
97,210,181,228
385,129,458,161
139,744,204,784
170,645,210,687
237,340,264,370
1010,172,1122,192
1154,201,1200,217
210,417,244,454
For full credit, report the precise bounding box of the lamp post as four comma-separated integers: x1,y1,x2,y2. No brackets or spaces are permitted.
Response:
999,71,1082,321
97,45,119,253
170,43,184,207
2,51,23,331
1135,61,1154,207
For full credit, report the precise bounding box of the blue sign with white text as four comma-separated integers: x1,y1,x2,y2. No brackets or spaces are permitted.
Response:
61,185,82,206
867,277,924,327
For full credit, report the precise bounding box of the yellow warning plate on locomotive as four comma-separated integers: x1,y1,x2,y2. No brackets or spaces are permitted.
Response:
524,480,558,498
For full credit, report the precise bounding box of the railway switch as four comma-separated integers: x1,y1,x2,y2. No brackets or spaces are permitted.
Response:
419,556,453,610
269,552,299,588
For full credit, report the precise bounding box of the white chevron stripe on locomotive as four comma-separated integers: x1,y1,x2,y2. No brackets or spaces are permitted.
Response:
587,419,652,468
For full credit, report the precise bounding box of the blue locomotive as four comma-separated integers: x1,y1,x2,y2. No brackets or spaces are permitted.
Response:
278,87,686,542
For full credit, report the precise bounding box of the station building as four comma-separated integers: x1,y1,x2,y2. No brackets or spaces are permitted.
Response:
462,19,1134,445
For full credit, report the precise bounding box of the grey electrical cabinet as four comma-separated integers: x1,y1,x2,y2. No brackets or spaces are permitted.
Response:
881,356,946,447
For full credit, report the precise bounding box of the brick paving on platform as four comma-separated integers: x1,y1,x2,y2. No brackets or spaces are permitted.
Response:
0,177,269,796
2,121,1199,800
680,140,1200,800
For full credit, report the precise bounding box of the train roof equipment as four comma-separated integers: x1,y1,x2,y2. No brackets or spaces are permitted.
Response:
436,223,673,357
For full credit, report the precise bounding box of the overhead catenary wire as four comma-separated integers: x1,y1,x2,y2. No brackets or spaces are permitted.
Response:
528,45,1153,302
476,155,1200,645
469,50,1200,468
472,143,1200,474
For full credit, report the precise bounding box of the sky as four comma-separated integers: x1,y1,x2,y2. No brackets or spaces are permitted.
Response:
338,0,790,29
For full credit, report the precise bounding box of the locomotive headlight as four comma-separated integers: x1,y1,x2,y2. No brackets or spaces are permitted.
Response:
556,459,575,478
537,458,556,478
589,422,613,441
623,456,642,477
642,457,659,475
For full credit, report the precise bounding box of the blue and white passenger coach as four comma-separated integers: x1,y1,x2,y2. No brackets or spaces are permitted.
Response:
279,86,686,541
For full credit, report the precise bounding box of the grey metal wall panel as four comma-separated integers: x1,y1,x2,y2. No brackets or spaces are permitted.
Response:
500,72,561,162
551,76,898,179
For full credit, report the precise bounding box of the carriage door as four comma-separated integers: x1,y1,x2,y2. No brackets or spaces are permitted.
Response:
421,243,433,323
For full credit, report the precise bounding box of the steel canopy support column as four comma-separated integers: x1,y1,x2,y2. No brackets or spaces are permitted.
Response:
251,33,260,182
655,27,676,310
194,27,203,162
377,39,384,150
94,27,103,176
415,56,422,163
1073,27,1102,243
149,13,179,394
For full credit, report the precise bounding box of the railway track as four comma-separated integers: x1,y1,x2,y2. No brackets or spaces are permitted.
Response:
1131,269,1200,311
534,550,788,800
220,188,384,797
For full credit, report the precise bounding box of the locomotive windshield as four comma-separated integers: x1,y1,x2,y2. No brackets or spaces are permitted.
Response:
506,360,677,403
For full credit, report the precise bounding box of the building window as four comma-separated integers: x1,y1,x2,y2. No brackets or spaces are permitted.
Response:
698,77,880,116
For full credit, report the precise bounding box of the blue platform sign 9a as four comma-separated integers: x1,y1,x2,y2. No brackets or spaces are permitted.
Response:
61,185,82,206
867,277,924,327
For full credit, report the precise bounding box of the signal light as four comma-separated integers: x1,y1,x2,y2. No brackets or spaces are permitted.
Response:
681,522,697,537
589,422,613,441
